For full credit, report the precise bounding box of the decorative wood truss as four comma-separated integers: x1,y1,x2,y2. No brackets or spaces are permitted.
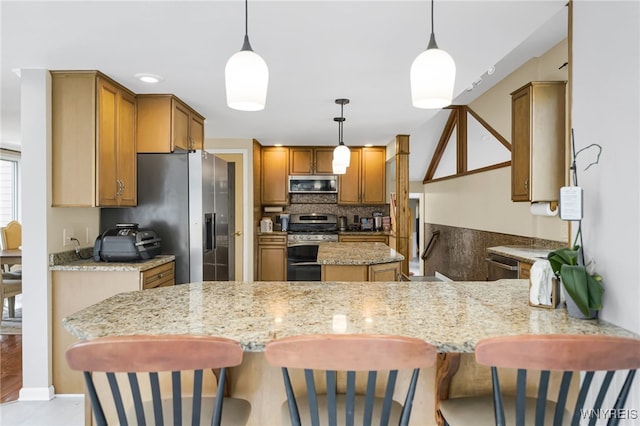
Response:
423,106,511,183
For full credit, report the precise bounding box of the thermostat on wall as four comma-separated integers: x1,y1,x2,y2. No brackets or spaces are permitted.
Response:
559,186,583,221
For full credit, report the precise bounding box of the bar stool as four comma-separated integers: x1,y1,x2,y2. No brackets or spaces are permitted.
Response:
265,334,437,426
439,334,640,426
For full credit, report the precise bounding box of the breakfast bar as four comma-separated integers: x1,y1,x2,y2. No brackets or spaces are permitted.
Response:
63,279,637,425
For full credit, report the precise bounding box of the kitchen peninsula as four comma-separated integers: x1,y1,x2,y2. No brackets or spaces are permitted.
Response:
63,279,637,426
317,241,404,281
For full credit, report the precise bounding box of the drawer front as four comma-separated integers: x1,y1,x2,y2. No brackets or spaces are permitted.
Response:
142,262,175,289
258,234,287,245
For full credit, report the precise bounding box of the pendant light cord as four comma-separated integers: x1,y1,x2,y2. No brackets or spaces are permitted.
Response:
427,0,439,50
245,0,249,37
241,0,253,51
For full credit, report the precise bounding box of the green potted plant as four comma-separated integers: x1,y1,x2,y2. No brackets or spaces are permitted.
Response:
547,245,603,319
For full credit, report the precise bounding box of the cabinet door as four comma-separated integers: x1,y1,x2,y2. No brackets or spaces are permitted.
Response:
97,78,119,206
172,99,190,151
258,245,287,280
315,148,335,174
261,147,289,205
338,148,361,204
511,87,531,201
290,148,313,174
116,90,137,206
369,262,400,282
361,147,386,204
190,113,205,150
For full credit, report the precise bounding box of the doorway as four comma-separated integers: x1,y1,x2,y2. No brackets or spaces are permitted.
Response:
212,152,244,280
409,193,424,276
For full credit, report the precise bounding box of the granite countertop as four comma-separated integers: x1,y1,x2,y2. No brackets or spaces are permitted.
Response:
317,242,404,265
487,245,564,264
50,254,175,272
63,279,637,353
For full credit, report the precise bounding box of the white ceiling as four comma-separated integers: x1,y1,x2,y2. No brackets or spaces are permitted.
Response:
0,0,567,180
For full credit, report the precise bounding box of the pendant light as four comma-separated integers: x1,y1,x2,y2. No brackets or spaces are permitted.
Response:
332,98,351,174
410,0,456,109
225,0,269,111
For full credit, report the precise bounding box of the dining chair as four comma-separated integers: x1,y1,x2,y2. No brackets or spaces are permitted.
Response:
265,334,437,426
0,272,22,321
0,220,21,250
65,334,251,426
439,334,640,426
1,220,22,277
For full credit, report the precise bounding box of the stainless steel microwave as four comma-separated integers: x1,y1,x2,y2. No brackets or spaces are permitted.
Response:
288,175,338,193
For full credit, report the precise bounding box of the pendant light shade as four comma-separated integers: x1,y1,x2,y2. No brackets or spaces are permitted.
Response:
332,159,347,175
333,144,351,168
332,98,351,174
225,0,268,111
410,0,456,109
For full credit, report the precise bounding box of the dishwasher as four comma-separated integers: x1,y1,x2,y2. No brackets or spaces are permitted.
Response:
486,254,519,280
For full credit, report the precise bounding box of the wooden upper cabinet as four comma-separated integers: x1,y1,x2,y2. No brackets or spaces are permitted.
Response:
338,146,386,205
361,147,386,204
136,94,205,153
261,147,289,205
511,81,566,202
52,71,137,207
338,148,361,204
290,147,334,174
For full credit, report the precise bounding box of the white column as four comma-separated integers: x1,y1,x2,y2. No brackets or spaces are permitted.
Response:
19,69,55,400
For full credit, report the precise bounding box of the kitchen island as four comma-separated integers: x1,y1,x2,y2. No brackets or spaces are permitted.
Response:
63,279,637,426
317,241,404,281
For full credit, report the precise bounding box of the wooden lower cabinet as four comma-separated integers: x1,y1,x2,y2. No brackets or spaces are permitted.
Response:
52,261,175,394
321,261,401,282
257,234,287,281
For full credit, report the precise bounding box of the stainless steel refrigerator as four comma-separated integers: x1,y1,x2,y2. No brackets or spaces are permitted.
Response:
100,151,234,283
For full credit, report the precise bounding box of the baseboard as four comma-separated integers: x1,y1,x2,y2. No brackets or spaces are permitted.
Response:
18,385,54,401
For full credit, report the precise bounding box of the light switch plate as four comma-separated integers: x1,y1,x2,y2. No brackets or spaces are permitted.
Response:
559,186,583,221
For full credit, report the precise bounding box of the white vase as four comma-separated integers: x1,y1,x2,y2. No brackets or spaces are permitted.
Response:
562,284,598,319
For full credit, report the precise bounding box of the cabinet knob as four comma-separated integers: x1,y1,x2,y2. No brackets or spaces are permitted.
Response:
524,179,528,190
158,273,164,278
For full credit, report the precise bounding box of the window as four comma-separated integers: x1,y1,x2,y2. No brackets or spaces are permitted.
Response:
0,149,21,226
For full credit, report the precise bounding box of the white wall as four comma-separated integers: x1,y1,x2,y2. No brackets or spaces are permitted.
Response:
425,167,566,241
572,1,639,334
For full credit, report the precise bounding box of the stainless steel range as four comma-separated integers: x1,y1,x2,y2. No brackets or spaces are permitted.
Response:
287,213,338,281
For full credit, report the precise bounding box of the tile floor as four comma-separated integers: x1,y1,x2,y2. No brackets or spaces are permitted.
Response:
0,397,84,426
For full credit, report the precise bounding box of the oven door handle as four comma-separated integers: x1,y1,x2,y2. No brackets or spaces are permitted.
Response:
288,261,320,267
288,243,325,247
485,258,518,271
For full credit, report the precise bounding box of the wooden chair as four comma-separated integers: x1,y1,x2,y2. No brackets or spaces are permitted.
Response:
439,334,640,426
265,334,437,426
1,220,22,277
66,335,251,426
0,272,22,321
0,220,21,250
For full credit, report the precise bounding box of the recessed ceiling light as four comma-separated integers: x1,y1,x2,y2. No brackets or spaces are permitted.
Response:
134,73,164,84
487,66,496,76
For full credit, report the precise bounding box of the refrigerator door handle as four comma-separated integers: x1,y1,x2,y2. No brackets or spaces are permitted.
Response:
212,212,217,250
205,213,213,252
